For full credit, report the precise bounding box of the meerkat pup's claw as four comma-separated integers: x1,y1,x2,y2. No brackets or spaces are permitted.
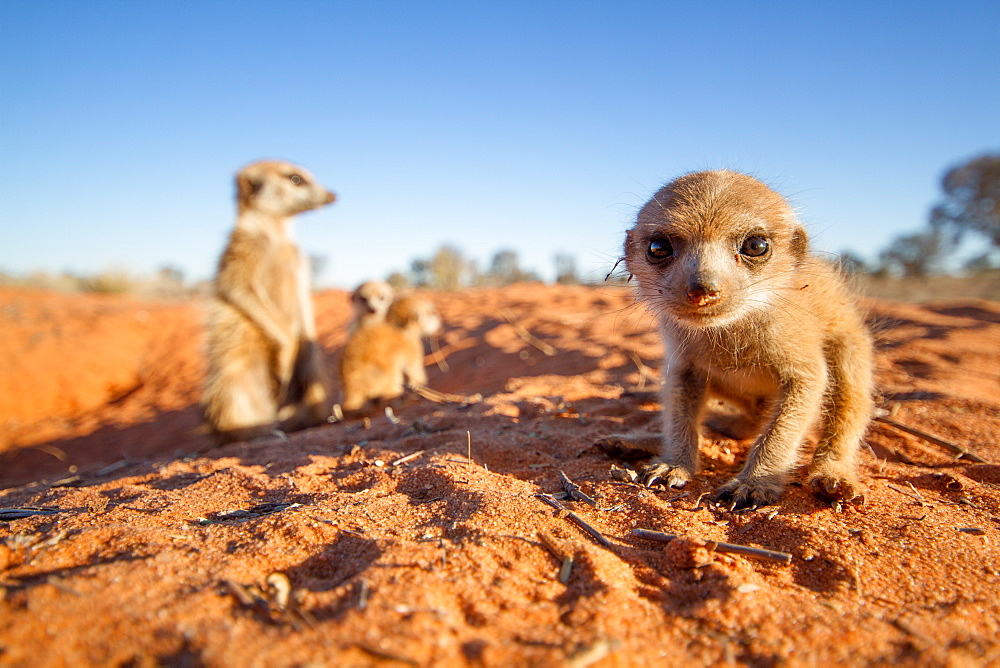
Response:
713,475,784,511
639,462,692,489
202,160,336,443
624,170,874,507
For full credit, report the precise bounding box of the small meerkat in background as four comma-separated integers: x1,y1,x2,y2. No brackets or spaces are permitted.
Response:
338,294,442,415
623,170,874,509
202,160,336,443
350,280,395,331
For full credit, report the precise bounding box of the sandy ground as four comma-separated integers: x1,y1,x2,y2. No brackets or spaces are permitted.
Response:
1,283,999,666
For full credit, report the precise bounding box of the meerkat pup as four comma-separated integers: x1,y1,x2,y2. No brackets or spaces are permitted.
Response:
202,160,336,442
349,280,395,331
339,294,442,415
623,170,874,509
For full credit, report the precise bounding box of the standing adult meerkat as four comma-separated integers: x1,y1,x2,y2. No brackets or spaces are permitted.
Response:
623,170,874,509
349,280,396,331
202,160,336,443
338,294,441,415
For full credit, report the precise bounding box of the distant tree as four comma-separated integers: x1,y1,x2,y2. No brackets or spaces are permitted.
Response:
481,249,539,286
386,271,410,290
835,251,870,275
554,253,580,285
929,154,1000,248
963,251,1000,275
157,265,186,285
410,258,430,287
411,245,475,290
877,228,948,278
152,265,188,297
488,250,520,282
79,268,138,294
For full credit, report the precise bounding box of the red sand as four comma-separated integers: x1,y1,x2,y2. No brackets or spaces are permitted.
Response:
1,284,999,666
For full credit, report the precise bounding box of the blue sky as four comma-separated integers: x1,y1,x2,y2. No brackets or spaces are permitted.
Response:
2,1,997,288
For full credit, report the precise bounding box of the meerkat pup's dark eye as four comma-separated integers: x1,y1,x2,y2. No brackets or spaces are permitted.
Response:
740,235,769,258
289,174,303,185
647,238,674,261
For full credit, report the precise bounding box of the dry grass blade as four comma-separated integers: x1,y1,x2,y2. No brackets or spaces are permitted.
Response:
384,406,401,424
502,308,556,356
886,483,927,505
49,475,84,488
536,530,563,558
354,644,419,666
224,579,259,607
357,579,370,610
558,555,574,584
31,444,67,461
429,334,450,372
266,573,291,610
406,382,481,406
875,416,988,463
567,639,619,668
537,530,575,584
391,450,426,467
626,350,656,391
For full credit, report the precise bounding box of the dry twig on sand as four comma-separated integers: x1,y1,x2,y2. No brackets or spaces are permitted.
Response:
502,308,556,356
536,494,613,549
559,470,598,507
631,528,792,565
0,507,60,521
874,415,988,464
225,573,314,630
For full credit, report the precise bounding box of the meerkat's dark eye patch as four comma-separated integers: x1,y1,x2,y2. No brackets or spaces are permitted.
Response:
739,235,769,258
647,238,674,262
289,174,304,185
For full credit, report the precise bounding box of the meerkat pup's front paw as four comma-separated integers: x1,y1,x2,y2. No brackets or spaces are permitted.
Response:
639,461,693,489
714,476,785,510
808,471,866,505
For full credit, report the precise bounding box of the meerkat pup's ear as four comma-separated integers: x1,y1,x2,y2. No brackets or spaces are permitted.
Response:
236,172,262,210
789,222,809,262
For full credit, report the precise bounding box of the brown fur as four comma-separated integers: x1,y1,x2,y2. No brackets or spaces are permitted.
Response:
339,295,441,415
202,160,336,442
623,170,874,509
